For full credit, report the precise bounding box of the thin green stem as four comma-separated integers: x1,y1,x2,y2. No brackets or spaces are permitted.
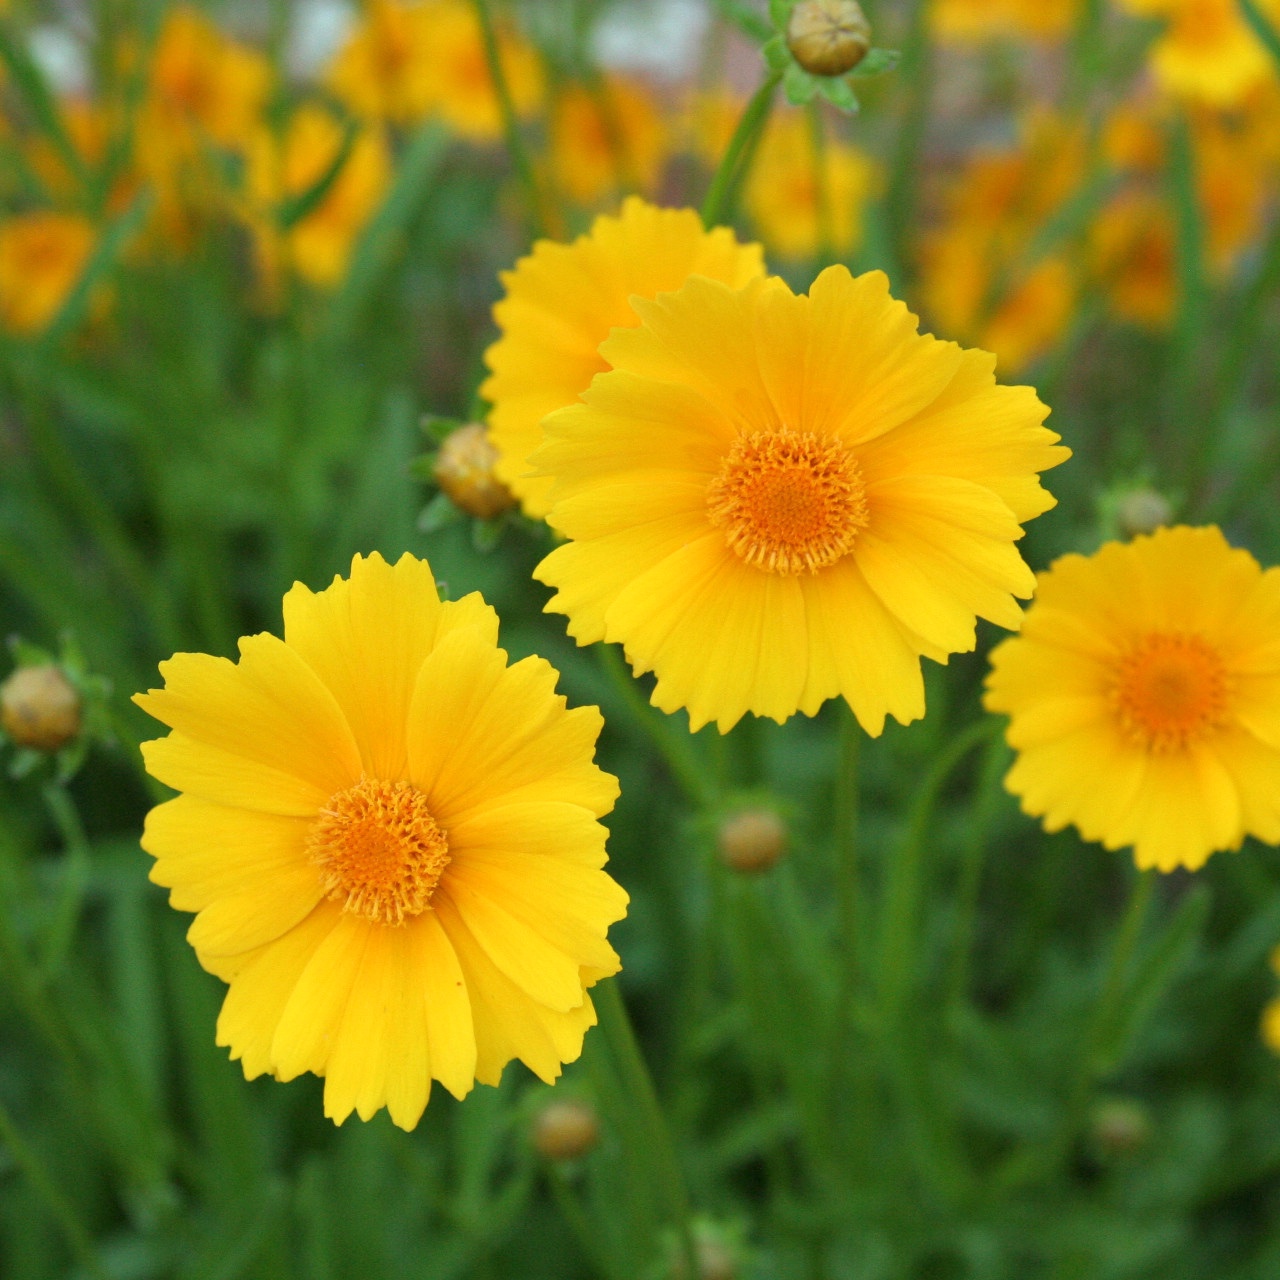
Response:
833,704,862,1029
39,782,93,980
596,646,716,810
0,1095,107,1279
808,102,836,268
593,978,699,1280
700,70,782,227
470,0,551,239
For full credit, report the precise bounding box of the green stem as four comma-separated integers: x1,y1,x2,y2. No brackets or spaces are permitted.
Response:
700,70,782,227
592,978,699,1280
38,783,93,980
883,0,932,282
833,704,861,1035
944,736,1010,1015
0,1095,107,1279
596,647,716,810
807,102,836,268
470,0,551,239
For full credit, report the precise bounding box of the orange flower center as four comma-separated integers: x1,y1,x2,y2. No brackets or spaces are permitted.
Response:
707,430,869,575
1110,633,1229,753
307,778,450,925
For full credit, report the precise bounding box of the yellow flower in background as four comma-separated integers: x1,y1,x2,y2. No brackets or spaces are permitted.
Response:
329,0,542,140
534,266,1068,734
986,526,1280,872
134,5,273,247
932,0,1082,41
1090,193,1177,327
244,106,391,292
480,197,765,519
917,113,1085,371
136,552,626,1130
1116,0,1280,106
1262,948,1280,1056
0,212,96,335
549,79,666,206
744,111,880,261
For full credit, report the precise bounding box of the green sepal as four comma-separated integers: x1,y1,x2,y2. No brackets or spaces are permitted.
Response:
408,452,439,482
763,34,792,72
768,0,793,28
471,517,505,554
420,413,464,443
849,47,902,77
817,76,861,113
783,62,820,104
418,492,461,533
8,637,53,668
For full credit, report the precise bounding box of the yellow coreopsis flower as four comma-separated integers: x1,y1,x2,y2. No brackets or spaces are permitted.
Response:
1090,193,1177,327
329,0,542,140
932,0,1083,41
243,106,392,292
135,552,626,1129
533,266,1069,735
0,212,96,335
985,527,1280,872
1116,0,1280,106
743,111,880,261
480,197,765,519
549,79,667,206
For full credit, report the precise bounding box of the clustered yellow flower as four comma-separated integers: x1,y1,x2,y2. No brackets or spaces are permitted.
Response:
137,553,626,1129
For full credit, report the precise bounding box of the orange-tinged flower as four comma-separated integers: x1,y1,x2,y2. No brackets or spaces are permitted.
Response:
549,79,666,206
986,527,1280,872
136,552,626,1129
1090,193,1177,328
0,212,96,335
533,266,1068,734
1117,0,1280,106
329,0,542,140
743,111,880,261
480,197,765,518
932,0,1083,40
243,106,391,292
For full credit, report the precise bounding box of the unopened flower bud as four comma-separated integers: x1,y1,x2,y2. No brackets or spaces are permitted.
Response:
433,423,515,520
1,665,81,752
1089,1097,1152,1158
1116,488,1173,538
717,807,787,873
787,0,871,77
532,1097,599,1161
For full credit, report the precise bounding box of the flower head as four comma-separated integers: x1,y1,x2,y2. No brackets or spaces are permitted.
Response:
533,265,1068,734
744,111,880,261
1117,0,1280,106
985,526,1280,872
136,552,626,1129
480,197,765,518
0,212,96,335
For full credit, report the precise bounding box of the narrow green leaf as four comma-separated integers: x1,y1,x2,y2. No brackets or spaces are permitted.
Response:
849,47,902,76
711,0,775,41
818,75,861,113
783,62,819,104
278,118,359,230
769,0,794,28
1239,0,1280,69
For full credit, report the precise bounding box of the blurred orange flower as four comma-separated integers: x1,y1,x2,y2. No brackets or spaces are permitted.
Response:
243,105,392,294
931,0,1082,41
329,0,542,141
0,212,96,335
744,110,880,261
1090,193,1177,328
549,79,666,206
1116,0,1280,106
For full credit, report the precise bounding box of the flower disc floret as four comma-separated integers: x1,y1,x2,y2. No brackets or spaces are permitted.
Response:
707,430,868,574
1110,633,1229,753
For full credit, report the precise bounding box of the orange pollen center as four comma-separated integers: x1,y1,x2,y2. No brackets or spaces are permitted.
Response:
706,430,868,575
1109,632,1229,753
307,778,450,925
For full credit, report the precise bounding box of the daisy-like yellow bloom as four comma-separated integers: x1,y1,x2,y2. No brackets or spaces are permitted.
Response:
1116,0,1280,106
480,197,765,519
549,79,666,207
533,266,1069,734
987,527,1280,871
329,0,542,140
932,0,1082,41
243,106,392,293
744,111,880,261
135,552,626,1129
0,212,96,335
